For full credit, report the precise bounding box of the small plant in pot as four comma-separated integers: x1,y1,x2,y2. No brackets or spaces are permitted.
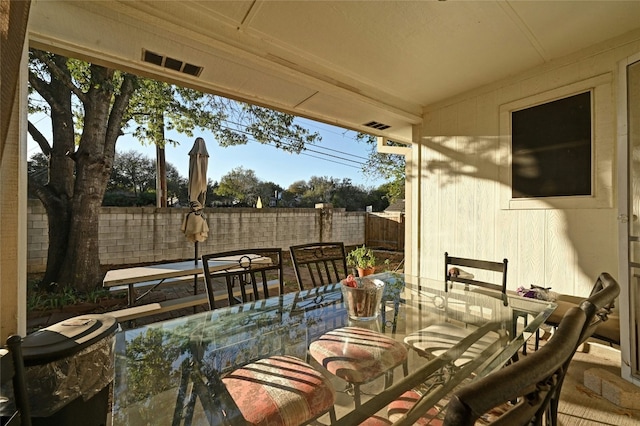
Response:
347,245,377,277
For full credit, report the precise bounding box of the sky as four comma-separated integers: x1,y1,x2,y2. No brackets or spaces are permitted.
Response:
27,114,386,189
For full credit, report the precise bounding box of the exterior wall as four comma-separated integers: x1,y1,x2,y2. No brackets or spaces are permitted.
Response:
415,29,640,296
0,49,28,341
27,200,365,272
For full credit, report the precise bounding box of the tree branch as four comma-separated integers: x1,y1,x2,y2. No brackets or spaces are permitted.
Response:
27,174,57,206
105,73,138,155
31,49,87,103
27,121,52,156
28,69,58,110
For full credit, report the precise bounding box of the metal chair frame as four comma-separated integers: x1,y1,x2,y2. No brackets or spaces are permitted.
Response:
1,335,32,426
441,306,589,426
289,242,348,290
543,272,620,426
445,252,509,306
201,248,284,309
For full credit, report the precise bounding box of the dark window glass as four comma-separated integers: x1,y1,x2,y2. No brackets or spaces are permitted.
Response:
511,91,592,198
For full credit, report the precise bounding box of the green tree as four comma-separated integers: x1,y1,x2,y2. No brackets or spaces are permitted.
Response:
299,176,338,207
108,150,155,196
27,152,49,196
214,167,261,206
255,181,284,208
165,163,187,206
358,133,406,203
102,150,186,207
365,185,391,212
331,178,371,211
27,50,322,292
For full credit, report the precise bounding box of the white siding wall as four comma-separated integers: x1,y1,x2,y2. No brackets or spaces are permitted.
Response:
415,29,640,296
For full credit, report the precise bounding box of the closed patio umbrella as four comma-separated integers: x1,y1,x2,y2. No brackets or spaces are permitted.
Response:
181,137,210,264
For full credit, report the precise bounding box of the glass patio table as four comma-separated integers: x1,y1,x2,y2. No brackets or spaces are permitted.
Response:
111,272,556,425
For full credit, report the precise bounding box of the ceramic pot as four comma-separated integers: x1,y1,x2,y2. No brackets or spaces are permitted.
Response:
357,267,375,277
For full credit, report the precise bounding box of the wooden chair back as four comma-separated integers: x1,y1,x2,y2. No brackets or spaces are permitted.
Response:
445,252,509,306
1,335,32,426
289,242,348,290
201,248,283,309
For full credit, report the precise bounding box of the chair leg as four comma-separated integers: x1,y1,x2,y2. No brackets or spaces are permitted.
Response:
353,384,362,407
329,406,337,424
384,370,395,388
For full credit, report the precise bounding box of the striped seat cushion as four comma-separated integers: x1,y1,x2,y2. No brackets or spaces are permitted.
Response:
387,390,443,426
309,326,408,384
359,415,393,425
222,355,335,426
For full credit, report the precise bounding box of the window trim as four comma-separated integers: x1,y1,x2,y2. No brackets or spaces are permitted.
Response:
499,74,613,210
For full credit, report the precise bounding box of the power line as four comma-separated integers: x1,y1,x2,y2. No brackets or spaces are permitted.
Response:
259,140,363,170
221,118,371,162
218,121,369,167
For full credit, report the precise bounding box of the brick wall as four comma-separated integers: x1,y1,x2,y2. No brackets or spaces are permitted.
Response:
27,200,365,272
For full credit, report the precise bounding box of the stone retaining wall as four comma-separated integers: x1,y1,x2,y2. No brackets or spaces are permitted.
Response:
27,199,365,272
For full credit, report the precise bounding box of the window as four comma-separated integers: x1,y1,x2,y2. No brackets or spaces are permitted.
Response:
511,91,592,198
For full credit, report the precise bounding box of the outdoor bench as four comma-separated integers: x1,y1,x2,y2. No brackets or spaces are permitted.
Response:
477,287,620,348
543,293,620,346
102,256,272,321
107,279,282,322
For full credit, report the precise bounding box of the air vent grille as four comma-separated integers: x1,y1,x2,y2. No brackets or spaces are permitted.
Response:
142,50,203,77
364,121,391,130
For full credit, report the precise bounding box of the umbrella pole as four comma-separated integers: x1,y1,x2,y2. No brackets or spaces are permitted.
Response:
193,241,199,313
194,241,199,292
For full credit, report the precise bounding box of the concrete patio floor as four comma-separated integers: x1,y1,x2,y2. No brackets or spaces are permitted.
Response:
554,341,640,426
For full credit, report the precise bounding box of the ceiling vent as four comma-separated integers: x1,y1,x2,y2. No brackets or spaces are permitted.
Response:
142,50,203,77
364,121,391,130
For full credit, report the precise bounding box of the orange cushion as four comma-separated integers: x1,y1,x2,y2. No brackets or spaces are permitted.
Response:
222,355,335,426
387,390,443,426
309,326,408,384
359,415,393,425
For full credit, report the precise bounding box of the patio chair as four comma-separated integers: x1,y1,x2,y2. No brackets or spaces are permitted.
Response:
543,272,620,426
289,242,348,290
1,335,32,426
198,248,338,425
404,252,510,368
201,248,284,309
441,305,589,426
445,252,509,306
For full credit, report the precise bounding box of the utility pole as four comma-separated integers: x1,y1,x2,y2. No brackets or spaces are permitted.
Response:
154,113,167,207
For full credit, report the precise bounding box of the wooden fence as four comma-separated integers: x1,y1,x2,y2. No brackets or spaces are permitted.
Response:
365,212,404,251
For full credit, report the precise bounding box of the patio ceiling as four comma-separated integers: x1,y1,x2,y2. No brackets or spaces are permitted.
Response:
28,1,640,143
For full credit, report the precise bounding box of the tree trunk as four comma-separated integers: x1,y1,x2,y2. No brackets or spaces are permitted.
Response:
58,66,122,293
29,55,76,290
29,54,137,293
58,175,104,292
40,195,71,288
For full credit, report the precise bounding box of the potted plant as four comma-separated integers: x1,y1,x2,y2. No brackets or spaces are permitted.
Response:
347,245,377,277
